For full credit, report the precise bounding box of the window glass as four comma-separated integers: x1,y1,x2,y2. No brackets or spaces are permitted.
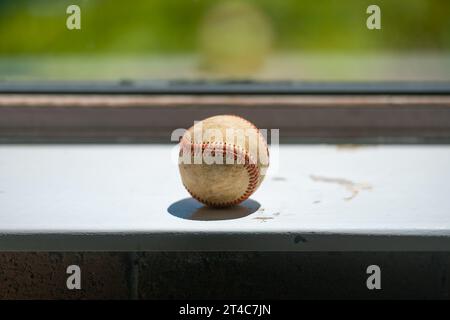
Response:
0,0,449,82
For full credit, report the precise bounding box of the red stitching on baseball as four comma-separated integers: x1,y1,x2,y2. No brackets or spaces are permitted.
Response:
179,139,261,208
225,114,270,157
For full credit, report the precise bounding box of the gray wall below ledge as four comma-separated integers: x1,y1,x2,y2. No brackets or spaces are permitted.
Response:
0,252,449,300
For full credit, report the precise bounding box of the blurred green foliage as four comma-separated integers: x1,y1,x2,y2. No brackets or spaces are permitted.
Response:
0,0,449,54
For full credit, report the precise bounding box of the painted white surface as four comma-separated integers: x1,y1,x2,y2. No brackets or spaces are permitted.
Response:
0,144,449,250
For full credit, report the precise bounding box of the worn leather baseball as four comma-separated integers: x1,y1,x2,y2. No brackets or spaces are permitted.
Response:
179,115,269,208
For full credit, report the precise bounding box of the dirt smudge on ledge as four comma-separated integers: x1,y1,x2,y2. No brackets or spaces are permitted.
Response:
253,217,274,222
310,175,372,201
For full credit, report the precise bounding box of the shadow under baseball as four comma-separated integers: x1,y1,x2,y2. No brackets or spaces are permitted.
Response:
168,198,260,221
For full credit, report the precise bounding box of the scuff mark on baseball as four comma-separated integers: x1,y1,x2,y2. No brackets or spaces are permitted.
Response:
178,115,269,208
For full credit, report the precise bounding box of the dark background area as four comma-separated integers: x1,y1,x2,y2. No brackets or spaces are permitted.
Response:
1,252,449,299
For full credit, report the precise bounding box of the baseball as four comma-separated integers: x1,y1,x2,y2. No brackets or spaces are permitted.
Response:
178,115,269,208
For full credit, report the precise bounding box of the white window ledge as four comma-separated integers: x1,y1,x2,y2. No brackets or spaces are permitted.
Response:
0,144,449,251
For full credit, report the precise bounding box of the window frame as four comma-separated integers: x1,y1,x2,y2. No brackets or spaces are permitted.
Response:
1,86,450,143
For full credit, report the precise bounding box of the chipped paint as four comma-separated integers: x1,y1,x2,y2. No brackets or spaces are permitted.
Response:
253,217,274,222
294,235,307,243
310,175,372,201
336,144,362,151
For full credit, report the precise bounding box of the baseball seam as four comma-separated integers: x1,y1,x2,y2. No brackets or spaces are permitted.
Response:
227,114,270,157
179,139,260,208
